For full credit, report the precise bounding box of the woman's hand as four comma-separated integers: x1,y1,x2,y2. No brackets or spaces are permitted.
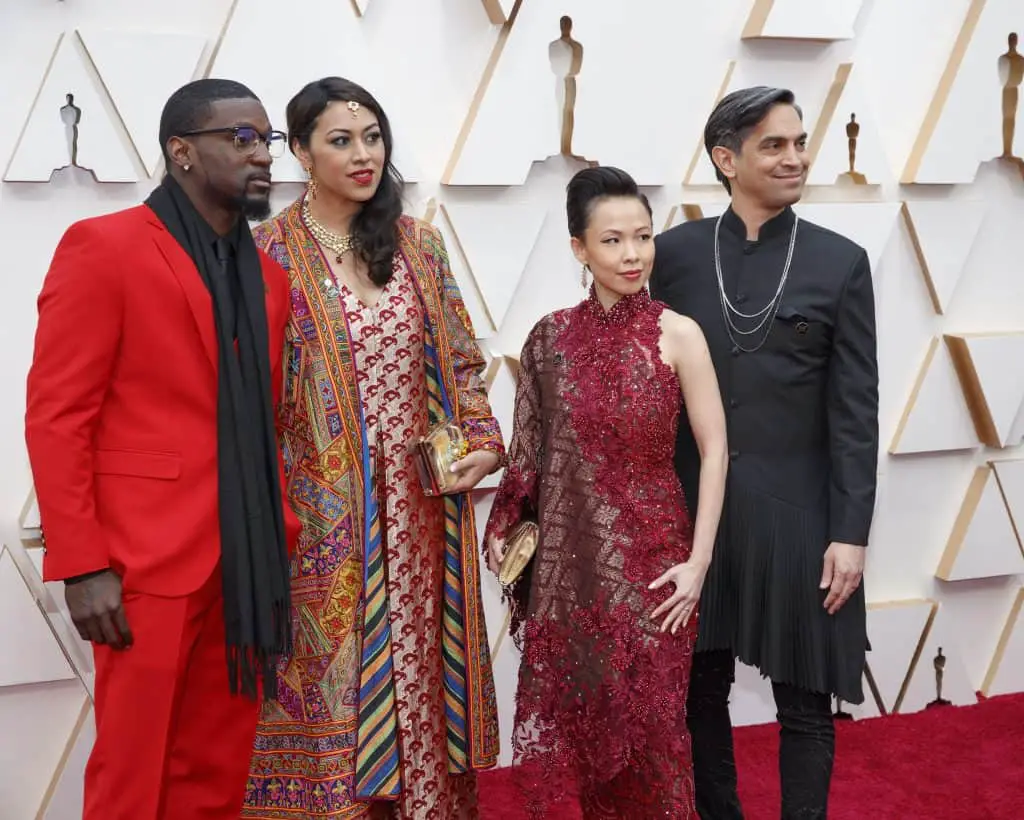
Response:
485,535,505,575
648,558,709,634
445,449,500,494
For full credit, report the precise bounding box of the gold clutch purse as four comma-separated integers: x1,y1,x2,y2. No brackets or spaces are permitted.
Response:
411,420,468,496
498,520,539,586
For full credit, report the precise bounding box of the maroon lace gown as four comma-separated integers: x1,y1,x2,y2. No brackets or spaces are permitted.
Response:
484,287,697,818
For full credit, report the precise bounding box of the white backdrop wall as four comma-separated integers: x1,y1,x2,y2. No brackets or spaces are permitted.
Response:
2,0,1024,816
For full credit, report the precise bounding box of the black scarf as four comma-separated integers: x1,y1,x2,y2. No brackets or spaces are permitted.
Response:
145,175,291,700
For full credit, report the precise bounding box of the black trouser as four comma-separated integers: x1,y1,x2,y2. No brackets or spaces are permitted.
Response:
686,649,836,820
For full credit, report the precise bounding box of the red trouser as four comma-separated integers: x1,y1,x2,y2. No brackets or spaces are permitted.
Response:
84,566,260,819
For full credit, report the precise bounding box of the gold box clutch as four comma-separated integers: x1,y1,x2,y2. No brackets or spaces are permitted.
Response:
498,520,539,587
411,420,468,496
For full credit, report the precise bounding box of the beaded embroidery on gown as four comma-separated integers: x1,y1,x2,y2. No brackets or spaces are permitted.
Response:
484,287,697,818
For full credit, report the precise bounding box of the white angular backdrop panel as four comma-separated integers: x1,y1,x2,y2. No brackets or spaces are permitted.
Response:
2,0,1024,814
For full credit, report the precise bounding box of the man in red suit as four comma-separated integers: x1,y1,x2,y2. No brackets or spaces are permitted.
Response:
25,79,299,819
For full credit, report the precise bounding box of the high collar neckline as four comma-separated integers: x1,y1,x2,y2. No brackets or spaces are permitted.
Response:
720,205,796,243
583,284,652,323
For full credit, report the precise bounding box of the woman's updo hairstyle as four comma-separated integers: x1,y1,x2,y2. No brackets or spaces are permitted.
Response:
565,165,653,239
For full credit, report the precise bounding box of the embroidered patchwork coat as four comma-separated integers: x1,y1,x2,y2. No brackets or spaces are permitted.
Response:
242,199,504,819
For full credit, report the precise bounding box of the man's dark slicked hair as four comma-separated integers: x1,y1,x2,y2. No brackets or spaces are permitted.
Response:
158,78,260,163
703,86,803,193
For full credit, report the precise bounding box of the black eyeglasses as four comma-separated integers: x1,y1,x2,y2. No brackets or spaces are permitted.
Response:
179,126,287,158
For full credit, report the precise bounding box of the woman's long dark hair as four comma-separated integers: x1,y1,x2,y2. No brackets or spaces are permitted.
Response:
286,77,405,285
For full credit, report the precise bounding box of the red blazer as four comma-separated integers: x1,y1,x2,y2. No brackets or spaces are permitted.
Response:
25,204,299,597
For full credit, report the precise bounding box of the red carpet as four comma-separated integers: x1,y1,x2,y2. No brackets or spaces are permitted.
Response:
479,693,1024,818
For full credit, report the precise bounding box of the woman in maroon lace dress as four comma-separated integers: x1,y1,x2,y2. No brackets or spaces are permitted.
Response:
483,167,729,818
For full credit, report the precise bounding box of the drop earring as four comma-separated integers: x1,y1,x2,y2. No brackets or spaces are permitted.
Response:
305,166,318,200
580,263,590,288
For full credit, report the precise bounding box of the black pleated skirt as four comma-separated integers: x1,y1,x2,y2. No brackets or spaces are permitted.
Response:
694,481,869,704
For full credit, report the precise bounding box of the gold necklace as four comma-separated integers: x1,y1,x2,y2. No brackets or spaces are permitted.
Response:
302,199,358,262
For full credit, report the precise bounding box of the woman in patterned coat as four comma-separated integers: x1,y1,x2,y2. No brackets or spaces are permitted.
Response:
241,76,505,820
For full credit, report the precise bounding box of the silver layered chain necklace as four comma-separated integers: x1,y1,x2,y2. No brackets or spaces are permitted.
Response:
714,211,799,353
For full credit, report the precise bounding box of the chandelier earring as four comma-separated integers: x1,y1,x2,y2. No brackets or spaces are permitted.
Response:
580,263,591,288
305,166,318,200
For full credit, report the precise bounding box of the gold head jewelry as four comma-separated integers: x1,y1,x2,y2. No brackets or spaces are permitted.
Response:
347,100,360,118
302,199,358,263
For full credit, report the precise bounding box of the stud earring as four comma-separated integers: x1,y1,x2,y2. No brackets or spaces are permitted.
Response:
305,166,318,200
183,163,191,172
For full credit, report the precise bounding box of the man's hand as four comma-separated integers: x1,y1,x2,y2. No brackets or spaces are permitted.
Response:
444,449,500,495
65,569,133,650
820,542,865,615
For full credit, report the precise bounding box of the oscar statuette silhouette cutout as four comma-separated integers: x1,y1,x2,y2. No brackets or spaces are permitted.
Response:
549,16,584,160
836,113,867,185
998,33,1024,177
60,92,82,169
999,34,1024,156
926,646,952,709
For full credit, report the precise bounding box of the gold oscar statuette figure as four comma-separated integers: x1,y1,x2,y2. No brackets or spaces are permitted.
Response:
835,113,867,185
